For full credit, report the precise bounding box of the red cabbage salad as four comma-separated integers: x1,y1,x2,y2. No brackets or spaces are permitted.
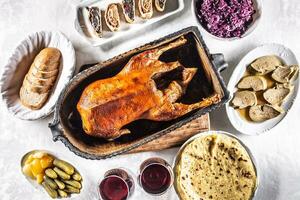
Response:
196,0,256,38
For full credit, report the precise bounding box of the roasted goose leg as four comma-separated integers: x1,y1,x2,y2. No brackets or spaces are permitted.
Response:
77,37,221,140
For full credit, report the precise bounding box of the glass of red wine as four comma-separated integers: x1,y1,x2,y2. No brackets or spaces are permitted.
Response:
138,157,174,196
98,168,135,200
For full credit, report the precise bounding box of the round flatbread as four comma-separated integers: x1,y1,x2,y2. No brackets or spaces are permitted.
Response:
175,133,257,200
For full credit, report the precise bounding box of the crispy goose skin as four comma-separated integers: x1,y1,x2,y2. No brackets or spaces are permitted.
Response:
77,37,221,139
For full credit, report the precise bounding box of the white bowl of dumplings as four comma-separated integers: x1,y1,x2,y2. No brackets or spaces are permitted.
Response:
226,44,299,135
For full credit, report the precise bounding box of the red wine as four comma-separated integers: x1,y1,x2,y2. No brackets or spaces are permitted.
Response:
140,163,171,194
99,176,129,200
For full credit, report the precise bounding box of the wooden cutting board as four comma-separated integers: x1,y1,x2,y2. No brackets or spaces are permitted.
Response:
128,114,210,153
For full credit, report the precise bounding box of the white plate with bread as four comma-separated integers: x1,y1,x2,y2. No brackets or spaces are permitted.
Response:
0,31,76,120
226,44,299,135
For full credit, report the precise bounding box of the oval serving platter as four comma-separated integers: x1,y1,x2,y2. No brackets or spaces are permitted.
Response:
0,31,76,120
20,150,90,199
226,43,299,135
75,0,185,46
49,27,230,159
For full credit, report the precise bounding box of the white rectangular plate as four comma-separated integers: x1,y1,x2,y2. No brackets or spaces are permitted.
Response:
74,0,184,46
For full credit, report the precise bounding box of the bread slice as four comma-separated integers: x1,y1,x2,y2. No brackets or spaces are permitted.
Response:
155,0,167,12
237,76,267,91
263,84,293,105
250,55,282,75
29,66,58,79
25,74,56,87
22,77,53,94
232,91,257,109
19,86,49,110
271,65,299,83
249,104,283,122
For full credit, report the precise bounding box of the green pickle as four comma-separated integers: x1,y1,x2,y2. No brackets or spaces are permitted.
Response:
54,179,65,190
53,167,70,180
44,176,58,190
63,180,81,189
42,182,58,199
45,168,58,179
72,172,82,181
53,159,75,175
64,185,80,194
58,189,68,198
40,158,82,197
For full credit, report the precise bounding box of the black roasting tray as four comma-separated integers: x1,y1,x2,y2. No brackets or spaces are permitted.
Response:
49,26,230,159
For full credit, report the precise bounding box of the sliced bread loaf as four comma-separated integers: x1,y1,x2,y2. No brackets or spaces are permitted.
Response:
19,47,61,110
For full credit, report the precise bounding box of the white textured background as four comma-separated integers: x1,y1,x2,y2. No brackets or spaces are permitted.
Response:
0,0,300,199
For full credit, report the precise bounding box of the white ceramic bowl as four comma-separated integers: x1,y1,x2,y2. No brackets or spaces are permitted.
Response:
192,0,262,41
226,43,299,135
0,31,76,120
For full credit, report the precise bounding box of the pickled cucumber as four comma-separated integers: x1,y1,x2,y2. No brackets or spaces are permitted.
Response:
44,176,58,190
58,189,68,198
53,159,74,175
64,185,80,194
72,172,82,181
42,182,58,199
45,168,58,179
54,179,65,190
53,167,70,180
63,180,81,189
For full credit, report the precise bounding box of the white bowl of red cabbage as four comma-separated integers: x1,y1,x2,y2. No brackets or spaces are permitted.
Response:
193,0,262,39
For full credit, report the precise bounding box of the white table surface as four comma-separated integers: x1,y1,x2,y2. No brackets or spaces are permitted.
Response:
1,0,300,199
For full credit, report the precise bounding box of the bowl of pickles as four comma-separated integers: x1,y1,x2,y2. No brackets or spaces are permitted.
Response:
21,150,83,198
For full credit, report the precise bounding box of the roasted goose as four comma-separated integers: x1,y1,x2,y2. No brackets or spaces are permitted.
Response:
77,37,221,139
